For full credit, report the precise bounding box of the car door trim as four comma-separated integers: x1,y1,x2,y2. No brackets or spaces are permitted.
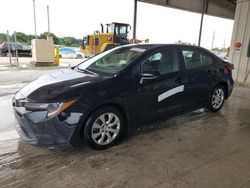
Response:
158,85,185,102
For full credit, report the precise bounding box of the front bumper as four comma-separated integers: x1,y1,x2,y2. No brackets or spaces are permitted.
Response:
13,106,83,148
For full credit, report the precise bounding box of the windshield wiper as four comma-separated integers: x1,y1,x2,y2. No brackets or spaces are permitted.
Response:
77,67,97,75
87,67,115,77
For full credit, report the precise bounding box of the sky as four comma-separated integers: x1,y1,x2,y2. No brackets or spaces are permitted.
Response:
0,0,234,49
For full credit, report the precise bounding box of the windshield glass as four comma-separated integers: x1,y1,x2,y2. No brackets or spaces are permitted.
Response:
107,24,115,33
77,46,147,75
116,25,128,37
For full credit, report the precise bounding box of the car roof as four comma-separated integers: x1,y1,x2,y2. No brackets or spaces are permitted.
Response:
124,43,208,50
120,43,220,62
125,43,216,56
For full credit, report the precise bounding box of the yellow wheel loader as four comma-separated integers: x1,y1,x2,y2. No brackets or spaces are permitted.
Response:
80,22,131,57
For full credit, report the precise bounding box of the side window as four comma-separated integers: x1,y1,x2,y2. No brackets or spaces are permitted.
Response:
141,49,180,75
182,49,213,70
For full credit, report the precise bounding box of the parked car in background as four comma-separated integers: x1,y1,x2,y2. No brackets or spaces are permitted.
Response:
217,52,229,61
12,44,234,150
211,51,229,61
59,47,84,59
0,42,31,57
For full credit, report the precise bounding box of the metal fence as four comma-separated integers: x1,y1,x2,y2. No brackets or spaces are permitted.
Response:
4,30,19,66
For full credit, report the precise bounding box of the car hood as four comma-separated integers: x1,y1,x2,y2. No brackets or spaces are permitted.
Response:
15,69,106,102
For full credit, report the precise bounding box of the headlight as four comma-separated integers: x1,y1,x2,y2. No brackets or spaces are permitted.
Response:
24,99,77,119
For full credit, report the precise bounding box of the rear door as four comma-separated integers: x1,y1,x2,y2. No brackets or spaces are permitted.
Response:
135,47,186,123
179,47,217,110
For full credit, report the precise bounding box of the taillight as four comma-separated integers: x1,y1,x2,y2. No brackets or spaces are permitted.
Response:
228,64,234,70
224,64,234,74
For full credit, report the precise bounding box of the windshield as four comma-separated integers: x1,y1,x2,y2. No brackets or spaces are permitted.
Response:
77,46,146,75
107,24,115,33
115,25,128,37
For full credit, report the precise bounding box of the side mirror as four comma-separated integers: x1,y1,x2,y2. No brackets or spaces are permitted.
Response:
140,71,160,84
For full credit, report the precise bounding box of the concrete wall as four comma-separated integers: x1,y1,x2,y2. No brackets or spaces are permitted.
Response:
229,0,250,84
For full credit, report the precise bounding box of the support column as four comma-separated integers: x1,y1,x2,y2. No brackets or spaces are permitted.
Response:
133,0,138,44
47,5,50,33
229,0,250,84
198,0,207,46
33,0,37,38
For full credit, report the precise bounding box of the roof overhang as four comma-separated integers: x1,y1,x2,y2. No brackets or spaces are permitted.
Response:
138,0,236,19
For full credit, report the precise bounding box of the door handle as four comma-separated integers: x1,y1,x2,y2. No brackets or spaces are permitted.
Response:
207,70,214,76
175,77,187,84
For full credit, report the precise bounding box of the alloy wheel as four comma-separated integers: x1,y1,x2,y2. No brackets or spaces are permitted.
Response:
212,88,224,110
91,113,120,146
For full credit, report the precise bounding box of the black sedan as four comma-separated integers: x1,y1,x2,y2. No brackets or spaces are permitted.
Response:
0,42,31,57
12,44,234,149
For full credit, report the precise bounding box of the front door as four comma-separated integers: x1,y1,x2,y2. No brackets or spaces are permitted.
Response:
135,47,186,123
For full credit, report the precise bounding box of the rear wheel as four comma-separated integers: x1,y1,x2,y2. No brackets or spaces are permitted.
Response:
84,106,124,150
207,85,225,112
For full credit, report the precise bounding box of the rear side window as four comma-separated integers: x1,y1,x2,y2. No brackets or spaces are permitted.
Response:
182,49,213,70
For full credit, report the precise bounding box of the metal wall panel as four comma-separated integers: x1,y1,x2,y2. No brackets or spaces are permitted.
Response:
139,0,235,19
229,0,250,84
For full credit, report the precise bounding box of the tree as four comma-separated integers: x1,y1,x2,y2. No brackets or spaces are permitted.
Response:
0,31,82,47
0,33,7,43
27,34,35,43
0,32,35,45
11,32,29,44
61,37,81,47
40,32,61,45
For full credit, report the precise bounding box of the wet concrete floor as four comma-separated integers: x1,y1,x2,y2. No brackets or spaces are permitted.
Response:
1,69,250,188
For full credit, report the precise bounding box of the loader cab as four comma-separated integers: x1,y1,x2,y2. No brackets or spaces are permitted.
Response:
106,22,131,45
82,36,89,49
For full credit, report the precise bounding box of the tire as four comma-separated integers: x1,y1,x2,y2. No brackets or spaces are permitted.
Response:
84,106,124,150
207,85,225,112
76,54,83,59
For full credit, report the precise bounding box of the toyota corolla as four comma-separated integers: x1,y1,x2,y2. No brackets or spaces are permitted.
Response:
12,44,234,149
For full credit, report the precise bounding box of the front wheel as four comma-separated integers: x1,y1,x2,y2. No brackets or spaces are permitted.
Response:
84,106,124,150
76,54,83,59
207,85,225,112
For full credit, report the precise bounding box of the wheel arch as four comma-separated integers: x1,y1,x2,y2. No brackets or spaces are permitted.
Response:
79,102,130,139
214,81,229,99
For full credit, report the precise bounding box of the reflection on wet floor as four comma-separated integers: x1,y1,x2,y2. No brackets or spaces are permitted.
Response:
1,81,250,187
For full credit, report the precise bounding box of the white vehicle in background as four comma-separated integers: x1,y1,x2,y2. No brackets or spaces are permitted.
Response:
59,47,85,59
211,51,229,61
217,52,229,61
